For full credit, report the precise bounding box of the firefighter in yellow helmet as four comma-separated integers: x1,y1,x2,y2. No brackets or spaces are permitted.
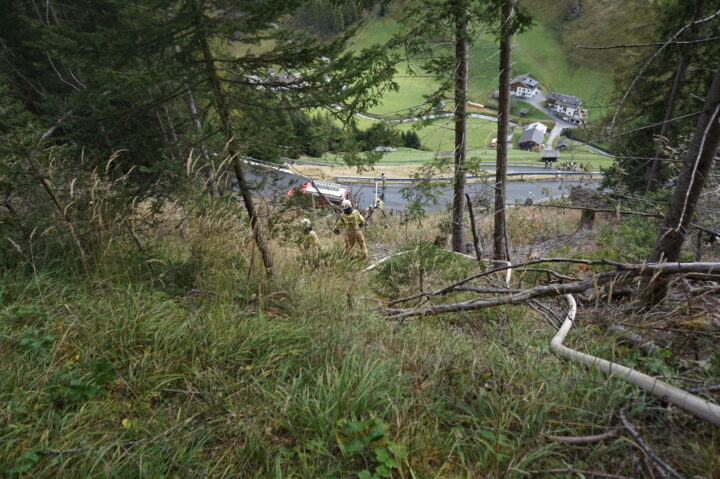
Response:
300,218,321,251
334,199,368,259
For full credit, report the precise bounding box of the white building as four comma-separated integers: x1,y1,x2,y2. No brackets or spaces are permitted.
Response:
523,122,547,135
547,92,584,119
510,73,539,98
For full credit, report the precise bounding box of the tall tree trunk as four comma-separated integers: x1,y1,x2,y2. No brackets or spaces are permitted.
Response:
451,0,468,253
185,88,220,196
493,0,513,262
645,65,720,303
194,5,273,275
644,55,688,192
644,0,705,192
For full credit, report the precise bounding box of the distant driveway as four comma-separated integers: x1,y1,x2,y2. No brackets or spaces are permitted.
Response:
517,91,576,147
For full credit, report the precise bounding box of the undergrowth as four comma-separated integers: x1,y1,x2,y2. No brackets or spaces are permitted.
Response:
1,200,718,477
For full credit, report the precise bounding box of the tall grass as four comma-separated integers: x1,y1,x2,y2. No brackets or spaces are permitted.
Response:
1,198,718,477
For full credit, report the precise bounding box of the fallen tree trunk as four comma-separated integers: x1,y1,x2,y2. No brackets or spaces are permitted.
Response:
385,259,720,311
552,295,720,428
384,272,620,319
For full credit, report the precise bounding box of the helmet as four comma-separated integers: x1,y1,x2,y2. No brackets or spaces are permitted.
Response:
300,218,311,228
341,199,352,209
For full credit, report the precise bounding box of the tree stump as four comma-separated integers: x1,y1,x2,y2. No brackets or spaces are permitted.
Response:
580,208,596,230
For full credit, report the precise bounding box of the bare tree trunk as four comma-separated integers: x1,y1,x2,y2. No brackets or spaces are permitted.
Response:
465,193,482,261
645,65,720,303
645,0,703,192
185,88,220,196
493,0,513,262
451,0,468,253
644,55,689,192
194,4,273,276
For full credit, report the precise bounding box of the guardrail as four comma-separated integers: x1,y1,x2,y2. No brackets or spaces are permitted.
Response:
288,158,577,168
334,171,602,183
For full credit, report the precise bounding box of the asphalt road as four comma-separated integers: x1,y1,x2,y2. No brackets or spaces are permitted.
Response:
246,164,599,213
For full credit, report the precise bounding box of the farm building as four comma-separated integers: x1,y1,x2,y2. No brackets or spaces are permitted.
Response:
518,126,545,151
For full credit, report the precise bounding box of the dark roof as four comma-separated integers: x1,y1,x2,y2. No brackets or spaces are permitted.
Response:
548,92,583,107
541,149,559,159
518,127,545,146
509,73,539,88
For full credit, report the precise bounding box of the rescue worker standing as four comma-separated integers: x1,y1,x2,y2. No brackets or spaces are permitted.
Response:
300,218,321,251
334,199,368,259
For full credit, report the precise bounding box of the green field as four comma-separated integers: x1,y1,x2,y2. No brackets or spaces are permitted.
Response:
314,145,614,171
350,8,615,122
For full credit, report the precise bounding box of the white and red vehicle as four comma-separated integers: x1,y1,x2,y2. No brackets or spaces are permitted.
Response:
287,180,350,206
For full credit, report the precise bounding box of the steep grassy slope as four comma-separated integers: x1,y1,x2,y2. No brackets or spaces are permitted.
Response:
350,0,653,122
2,200,718,477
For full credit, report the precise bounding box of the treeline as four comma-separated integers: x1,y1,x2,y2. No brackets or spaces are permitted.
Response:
245,112,424,160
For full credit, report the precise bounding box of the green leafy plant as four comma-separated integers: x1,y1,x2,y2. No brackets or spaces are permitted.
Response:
18,327,55,355
337,418,406,479
49,358,116,406
373,240,479,297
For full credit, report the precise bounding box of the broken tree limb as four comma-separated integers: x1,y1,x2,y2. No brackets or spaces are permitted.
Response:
519,268,582,283
609,324,660,355
619,404,686,479
384,272,619,318
552,295,720,428
385,259,720,308
466,193,482,261
364,250,412,272
545,430,619,444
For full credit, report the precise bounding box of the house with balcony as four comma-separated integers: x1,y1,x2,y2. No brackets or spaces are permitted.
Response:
547,92,588,123
510,73,539,99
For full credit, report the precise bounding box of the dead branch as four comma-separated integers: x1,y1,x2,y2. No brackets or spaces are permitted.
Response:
453,286,525,294
688,284,720,296
520,268,582,282
364,250,412,272
545,430,619,444
386,257,621,306
466,193,482,261
386,259,720,310
574,35,720,50
26,111,93,270
384,272,620,318
609,325,660,355
688,384,720,394
619,404,686,479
